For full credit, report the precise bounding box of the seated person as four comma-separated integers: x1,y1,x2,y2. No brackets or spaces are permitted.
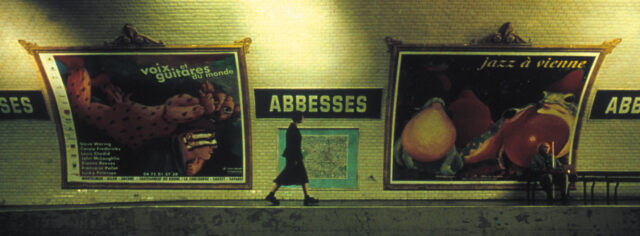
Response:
530,142,569,201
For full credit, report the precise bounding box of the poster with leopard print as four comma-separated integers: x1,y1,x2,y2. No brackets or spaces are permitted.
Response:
30,44,252,189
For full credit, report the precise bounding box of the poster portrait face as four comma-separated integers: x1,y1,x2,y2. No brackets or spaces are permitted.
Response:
34,48,251,189
384,45,614,189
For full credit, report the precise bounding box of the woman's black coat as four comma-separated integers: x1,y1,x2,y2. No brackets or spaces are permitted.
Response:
274,122,309,185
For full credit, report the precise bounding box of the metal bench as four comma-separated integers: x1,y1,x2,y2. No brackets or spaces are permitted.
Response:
523,170,574,202
577,171,640,203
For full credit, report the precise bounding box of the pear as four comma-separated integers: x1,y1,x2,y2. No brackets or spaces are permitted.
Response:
401,98,456,162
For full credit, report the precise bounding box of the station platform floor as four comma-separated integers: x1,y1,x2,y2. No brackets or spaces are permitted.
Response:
2,200,639,235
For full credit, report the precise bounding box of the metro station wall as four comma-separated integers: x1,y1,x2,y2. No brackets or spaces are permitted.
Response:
1,0,639,205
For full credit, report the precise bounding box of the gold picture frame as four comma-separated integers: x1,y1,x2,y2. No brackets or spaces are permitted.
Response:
22,25,253,189
384,26,620,190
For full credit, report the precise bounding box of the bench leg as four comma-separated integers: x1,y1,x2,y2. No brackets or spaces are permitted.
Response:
591,181,596,203
607,182,610,204
561,174,568,201
614,182,620,203
531,182,537,202
583,181,587,204
529,181,535,202
527,181,536,201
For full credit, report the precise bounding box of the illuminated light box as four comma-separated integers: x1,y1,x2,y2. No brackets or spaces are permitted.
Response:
22,28,253,189
383,30,620,190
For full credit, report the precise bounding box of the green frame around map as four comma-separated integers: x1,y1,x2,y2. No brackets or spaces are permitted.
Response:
278,128,358,189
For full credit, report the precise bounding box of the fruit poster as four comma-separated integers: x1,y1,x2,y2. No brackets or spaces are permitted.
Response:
385,45,616,189
33,47,251,189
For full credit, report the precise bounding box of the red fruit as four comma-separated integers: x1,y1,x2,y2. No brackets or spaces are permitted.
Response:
501,108,570,167
548,70,584,97
449,90,494,149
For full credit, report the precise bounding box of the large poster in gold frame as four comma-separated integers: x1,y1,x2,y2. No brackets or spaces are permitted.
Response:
384,37,620,190
22,37,253,189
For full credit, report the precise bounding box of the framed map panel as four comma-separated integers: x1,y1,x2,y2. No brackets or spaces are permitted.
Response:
278,128,358,189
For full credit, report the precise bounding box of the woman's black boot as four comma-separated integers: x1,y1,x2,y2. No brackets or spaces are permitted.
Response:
303,196,319,206
265,192,280,205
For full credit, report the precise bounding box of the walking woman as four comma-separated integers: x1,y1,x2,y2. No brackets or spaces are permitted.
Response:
265,112,319,206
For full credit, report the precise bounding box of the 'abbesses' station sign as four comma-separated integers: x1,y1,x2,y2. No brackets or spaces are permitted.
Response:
0,91,49,120
254,89,382,118
590,90,640,119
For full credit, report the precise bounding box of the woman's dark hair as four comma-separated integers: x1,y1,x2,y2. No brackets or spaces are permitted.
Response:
291,111,303,123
